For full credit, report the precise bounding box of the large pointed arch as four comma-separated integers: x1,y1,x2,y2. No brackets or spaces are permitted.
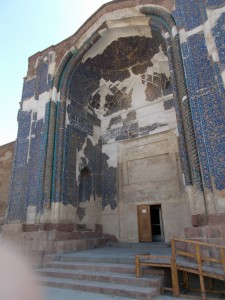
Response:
43,1,206,220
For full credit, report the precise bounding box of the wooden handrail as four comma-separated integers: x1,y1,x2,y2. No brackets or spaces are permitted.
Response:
173,237,225,250
172,238,225,300
136,238,225,300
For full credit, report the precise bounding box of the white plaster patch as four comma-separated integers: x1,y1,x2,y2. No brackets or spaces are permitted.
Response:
212,52,219,61
37,92,50,121
102,203,117,214
26,206,37,224
131,75,149,108
206,6,225,28
39,202,77,224
87,134,98,147
102,143,117,168
172,26,178,37
216,196,225,212
148,47,170,78
205,7,225,62
22,97,38,113
76,134,99,181
162,31,170,39
187,24,204,37
26,113,35,163
66,99,71,126
179,29,187,44
93,79,113,118
93,125,102,142
22,92,50,121
107,16,150,29
48,61,56,76
51,87,58,103
182,96,188,103
76,7,145,49
222,70,225,86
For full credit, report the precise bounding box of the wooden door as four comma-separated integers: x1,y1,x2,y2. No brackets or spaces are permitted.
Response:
138,205,152,242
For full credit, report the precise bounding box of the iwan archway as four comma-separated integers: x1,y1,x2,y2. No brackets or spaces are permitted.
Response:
40,5,204,243
7,0,225,245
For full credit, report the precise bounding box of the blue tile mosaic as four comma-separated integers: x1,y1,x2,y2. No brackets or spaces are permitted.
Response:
206,0,225,9
38,61,49,95
102,154,117,210
21,78,36,100
188,32,216,89
174,0,207,31
7,111,32,221
212,14,225,71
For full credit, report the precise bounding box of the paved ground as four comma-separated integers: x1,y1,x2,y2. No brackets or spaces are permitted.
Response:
43,286,189,300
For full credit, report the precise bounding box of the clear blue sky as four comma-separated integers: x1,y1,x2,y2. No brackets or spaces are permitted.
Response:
0,0,111,146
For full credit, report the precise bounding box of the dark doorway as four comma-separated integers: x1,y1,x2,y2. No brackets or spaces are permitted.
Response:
79,167,92,202
150,204,164,242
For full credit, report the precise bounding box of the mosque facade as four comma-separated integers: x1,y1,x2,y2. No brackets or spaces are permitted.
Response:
4,0,225,245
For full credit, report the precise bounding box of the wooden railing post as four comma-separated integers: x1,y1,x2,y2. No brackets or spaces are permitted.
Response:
196,244,206,300
220,248,225,279
135,255,140,278
171,238,179,297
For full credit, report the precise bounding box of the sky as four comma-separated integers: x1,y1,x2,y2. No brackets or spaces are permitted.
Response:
0,0,111,146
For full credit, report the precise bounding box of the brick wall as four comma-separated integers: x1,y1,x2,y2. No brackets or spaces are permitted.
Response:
0,142,15,222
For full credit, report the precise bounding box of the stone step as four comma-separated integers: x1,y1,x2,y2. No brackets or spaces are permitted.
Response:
115,242,170,249
45,261,136,274
45,261,164,276
44,286,138,300
38,268,162,288
50,254,135,264
39,276,159,300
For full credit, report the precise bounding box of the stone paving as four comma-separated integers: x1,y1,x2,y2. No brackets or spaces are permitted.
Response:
43,286,190,300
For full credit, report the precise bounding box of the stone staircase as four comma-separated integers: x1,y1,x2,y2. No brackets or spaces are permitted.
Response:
38,249,166,299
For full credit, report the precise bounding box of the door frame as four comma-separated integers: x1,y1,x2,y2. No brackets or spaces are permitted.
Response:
138,204,164,242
